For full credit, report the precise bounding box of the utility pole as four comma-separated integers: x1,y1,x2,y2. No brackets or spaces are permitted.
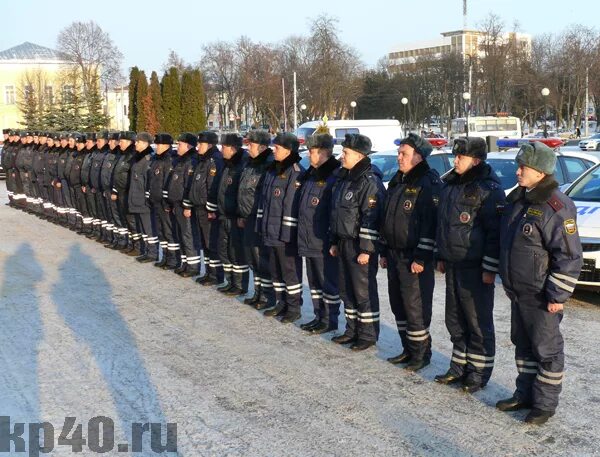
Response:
293,72,297,132
585,67,589,137
282,78,287,132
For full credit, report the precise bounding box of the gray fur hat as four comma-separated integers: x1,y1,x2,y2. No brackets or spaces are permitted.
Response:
395,133,433,158
273,132,300,153
247,129,271,146
306,133,334,150
515,142,556,175
136,132,154,144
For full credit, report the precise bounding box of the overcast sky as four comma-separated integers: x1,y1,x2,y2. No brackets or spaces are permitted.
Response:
1,0,596,79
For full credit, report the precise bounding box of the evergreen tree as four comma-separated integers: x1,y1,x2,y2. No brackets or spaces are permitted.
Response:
128,66,140,131
17,86,39,129
180,69,207,132
143,71,162,135
82,75,110,130
160,67,181,137
135,70,148,132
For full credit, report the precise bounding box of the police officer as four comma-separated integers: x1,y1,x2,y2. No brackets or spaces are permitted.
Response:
64,133,80,229
48,133,64,221
237,129,275,309
41,134,56,220
329,133,385,351
189,131,224,285
104,132,125,247
112,131,139,253
3,130,20,206
31,132,48,217
81,134,96,235
1,129,11,203
260,133,305,323
56,133,72,225
379,134,440,370
434,137,505,393
165,133,197,276
215,133,248,295
69,133,88,233
127,132,157,262
297,133,341,334
148,133,177,269
96,131,116,244
496,142,583,425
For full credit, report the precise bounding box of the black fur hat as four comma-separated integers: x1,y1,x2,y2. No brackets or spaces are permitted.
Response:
178,132,198,147
396,133,433,158
97,130,109,140
306,133,334,150
273,132,300,153
2,128,10,134
120,131,137,142
452,137,487,160
220,133,243,148
247,129,271,146
108,131,120,141
341,133,372,155
69,131,80,139
197,131,219,145
87,132,98,142
154,133,173,145
75,133,87,143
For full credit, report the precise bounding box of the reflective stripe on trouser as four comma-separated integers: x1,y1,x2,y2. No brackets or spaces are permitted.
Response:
243,217,273,304
155,204,179,267
172,204,197,271
134,212,158,259
387,249,434,361
511,296,564,412
445,263,496,385
268,244,303,314
305,254,340,327
195,207,223,282
218,217,248,290
338,238,380,343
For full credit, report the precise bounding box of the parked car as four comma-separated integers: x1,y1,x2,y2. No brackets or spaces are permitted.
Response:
564,163,600,291
579,133,600,151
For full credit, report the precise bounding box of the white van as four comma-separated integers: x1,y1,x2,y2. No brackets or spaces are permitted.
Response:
296,119,402,153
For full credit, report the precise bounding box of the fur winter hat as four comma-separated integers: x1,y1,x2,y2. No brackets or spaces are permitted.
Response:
273,132,300,153
136,132,153,144
177,132,197,147
120,131,137,142
452,137,487,160
154,133,173,145
220,133,243,148
341,133,372,155
246,129,272,146
306,133,334,151
395,133,433,159
516,141,556,175
197,131,219,145
97,130,109,140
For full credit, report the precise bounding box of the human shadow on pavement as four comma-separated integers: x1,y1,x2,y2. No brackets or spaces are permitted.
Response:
0,243,43,448
51,244,180,455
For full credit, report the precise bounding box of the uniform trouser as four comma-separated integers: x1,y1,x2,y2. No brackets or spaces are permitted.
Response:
85,189,98,228
268,244,303,315
338,239,380,343
95,191,108,235
510,293,564,413
20,172,32,206
99,192,114,238
306,254,340,327
52,184,64,216
72,186,87,228
387,250,434,361
445,263,495,386
61,181,74,223
218,217,248,289
69,186,80,226
115,192,137,247
134,212,159,259
41,184,53,216
155,204,179,267
194,207,223,282
243,220,273,302
108,194,125,241
172,204,197,271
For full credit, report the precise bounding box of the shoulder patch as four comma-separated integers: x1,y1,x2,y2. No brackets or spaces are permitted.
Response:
293,163,301,172
564,219,577,235
547,195,564,212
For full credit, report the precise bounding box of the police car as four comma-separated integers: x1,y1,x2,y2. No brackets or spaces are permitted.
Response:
564,163,600,291
579,133,600,151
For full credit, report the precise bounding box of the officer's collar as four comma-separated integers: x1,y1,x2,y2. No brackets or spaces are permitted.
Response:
223,147,244,167
344,156,372,182
389,159,430,187
122,143,136,154
249,147,272,167
134,146,153,161
198,145,219,161
306,155,340,181
445,161,489,185
507,175,558,204
272,151,300,174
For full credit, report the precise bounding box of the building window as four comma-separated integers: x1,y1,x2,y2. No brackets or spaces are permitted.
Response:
5,85,15,105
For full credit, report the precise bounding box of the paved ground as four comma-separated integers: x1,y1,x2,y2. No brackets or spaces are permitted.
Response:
1,181,599,457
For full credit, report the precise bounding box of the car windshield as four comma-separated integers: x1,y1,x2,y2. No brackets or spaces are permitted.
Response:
296,128,316,140
590,134,600,139
567,165,600,202
487,158,519,189
370,156,398,183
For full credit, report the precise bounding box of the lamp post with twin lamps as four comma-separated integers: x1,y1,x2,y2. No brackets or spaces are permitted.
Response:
401,97,408,137
541,87,550,138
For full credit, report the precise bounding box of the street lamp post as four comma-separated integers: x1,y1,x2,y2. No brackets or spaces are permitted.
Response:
541,87,550,138
401,97,408,137
462,92,471,137
350,101,357,120
300,103,307,124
